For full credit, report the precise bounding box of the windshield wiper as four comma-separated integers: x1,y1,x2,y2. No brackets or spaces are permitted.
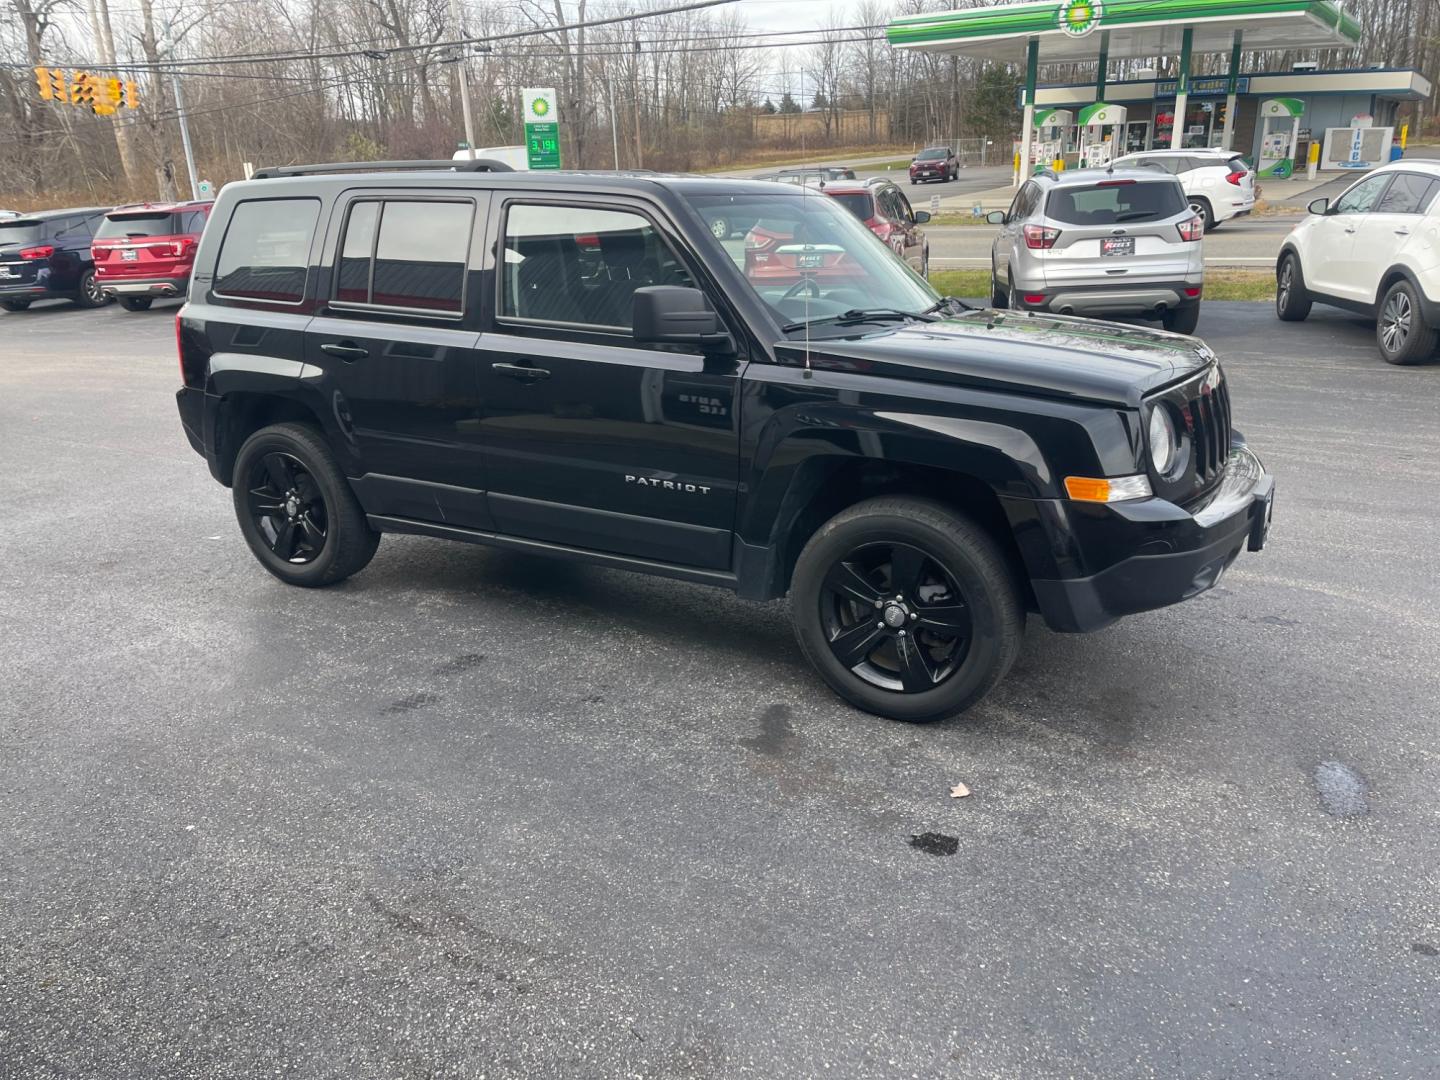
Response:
782,308,934,332
1114,211,1158,222
923,296,970,315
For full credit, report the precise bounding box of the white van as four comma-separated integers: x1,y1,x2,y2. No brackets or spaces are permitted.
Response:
452,146,529,170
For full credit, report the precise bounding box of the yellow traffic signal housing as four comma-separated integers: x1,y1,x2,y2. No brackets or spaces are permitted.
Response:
35,67,67,103
95,77,124,116
123,81,140,109
34,66,52,101
70,71,93,108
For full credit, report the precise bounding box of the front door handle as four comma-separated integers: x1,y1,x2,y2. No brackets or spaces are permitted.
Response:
320,341,368,360
1343,226,1357,234
492,362,550,382
1395,229,1411,236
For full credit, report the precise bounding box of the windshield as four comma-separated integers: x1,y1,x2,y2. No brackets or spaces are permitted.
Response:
95,212,180,239
827,192,874,221
917,148,947,160
683,191,938,331
0,220,44,247
1045,180,1186,225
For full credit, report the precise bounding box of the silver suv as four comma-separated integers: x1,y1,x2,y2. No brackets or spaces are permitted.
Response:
988,168,1205,334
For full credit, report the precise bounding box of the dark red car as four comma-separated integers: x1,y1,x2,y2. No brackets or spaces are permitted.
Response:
822,179,930,277
92,200,213,311
909,145,959,184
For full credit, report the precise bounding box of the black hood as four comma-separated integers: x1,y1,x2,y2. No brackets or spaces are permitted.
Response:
775,309,1215,408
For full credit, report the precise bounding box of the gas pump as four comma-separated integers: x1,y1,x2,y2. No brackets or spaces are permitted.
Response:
1257,98,1304,179
1077,102,1127,169
1032,108,1072,171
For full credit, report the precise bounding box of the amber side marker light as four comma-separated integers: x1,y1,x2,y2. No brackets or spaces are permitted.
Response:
1064,475,1153,503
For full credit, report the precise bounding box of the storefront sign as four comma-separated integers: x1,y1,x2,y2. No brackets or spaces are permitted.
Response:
1156,76,1249,98
522,87,561,170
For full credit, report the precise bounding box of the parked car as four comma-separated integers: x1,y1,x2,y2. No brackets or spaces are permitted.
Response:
822,178,931,277
1111,148,1255,231
175,159,1272,722
1275,161,1440,364
92,200,214,310
0,207,112,311
0,209,19,220
987,167,1204,334
909,146,959,184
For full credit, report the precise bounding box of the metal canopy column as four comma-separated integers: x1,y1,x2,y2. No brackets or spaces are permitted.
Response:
1171,27,1193,149
1017,37,1039,186
1221,30,1243,150
1096,31,1110,100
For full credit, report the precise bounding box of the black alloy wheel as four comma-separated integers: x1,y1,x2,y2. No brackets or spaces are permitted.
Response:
819,542,972,694
74,267,108,308
246,451,329,565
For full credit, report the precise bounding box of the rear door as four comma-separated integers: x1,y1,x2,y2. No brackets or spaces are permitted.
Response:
994,181,1038,284
475,194,742,569
889,185,925,272
304,191,493,529
1039,178,1192,286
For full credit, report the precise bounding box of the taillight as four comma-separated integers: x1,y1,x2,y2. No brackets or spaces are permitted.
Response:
1177,215,1204,242
1023,224,1060,249
1183,286,1202,298
19,245,54,259
1225,171,1243,186
170,237,197,257
1096,179,1136,187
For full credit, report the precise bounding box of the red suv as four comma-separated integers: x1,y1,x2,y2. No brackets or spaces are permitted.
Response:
822,179,930,277
909,146,959,184
92,200,213,311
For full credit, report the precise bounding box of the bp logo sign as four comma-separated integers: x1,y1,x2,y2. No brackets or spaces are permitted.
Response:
1057,0,1102,36
529,95,550,119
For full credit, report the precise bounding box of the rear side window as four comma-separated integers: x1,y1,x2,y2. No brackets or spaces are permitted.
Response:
829,192,874,221
1046,180,1186,225
332,199,473,315
96,212,180,239
181,209,209,234
1375,174,1439,215
215,198,319,304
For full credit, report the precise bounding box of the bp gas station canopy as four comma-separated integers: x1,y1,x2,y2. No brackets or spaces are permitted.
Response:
887,0,1363,178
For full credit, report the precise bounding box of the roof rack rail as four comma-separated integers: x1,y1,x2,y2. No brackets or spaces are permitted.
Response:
250,158,514,179
1033,167,1058,179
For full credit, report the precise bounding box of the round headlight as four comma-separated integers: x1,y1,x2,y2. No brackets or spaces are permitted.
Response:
1148,406,1178,475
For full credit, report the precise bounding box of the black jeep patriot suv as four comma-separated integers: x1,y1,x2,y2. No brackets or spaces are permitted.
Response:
175,160,1274,722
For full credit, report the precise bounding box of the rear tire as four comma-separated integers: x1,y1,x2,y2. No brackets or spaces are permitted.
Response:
790,496,1023,723
1275,253,1312,322
1162,303,1201,335
119,296,153,312
232,422,380,587
1377,279,1438,365
0,299,30,312
72,268,108,308
990,264,1008,309
1191,198,1215,233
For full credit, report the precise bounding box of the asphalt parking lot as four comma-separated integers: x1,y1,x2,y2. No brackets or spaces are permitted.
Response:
2,298,1438,1078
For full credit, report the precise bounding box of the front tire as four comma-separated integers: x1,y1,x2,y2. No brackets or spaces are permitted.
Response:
789,496,1023,723
119,296,153,312
1162,303,1201,335
232,422,380,587
1275,253,1311,322
1377,279,1438,365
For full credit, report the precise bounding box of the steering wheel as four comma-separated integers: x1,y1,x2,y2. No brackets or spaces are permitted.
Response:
782,277,821,301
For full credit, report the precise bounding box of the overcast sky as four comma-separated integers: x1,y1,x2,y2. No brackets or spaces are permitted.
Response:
733,0,869,35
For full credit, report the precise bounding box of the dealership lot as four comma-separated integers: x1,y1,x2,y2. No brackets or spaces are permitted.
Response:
2,301,1438,1076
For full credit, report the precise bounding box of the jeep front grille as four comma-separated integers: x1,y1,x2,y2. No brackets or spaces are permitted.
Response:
1186,375,1231,484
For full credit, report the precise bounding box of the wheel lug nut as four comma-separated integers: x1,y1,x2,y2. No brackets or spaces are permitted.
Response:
876,621,884,629
874,600,884,609
898,630,906,637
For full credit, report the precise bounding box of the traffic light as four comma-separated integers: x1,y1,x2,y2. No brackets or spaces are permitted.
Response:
70,71,94,110
94,77,123,116
34,66,51,101
123,81,140,109
34,66,67,103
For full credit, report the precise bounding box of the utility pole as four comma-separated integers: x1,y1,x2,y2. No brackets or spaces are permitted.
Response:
450,0,477,159
607,74,620,169
170,73,198,199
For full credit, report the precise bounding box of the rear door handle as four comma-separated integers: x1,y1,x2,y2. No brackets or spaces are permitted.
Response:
1343,227,1357,234
492,362,550,382
319,341,368,360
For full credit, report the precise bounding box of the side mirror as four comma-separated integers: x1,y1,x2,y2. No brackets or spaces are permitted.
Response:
912,210,931,224
1308,197,1330,215
632,286,732,352
986,210,1007,225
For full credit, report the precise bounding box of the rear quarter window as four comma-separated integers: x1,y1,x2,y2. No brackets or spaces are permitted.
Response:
1045,181,1186,225
214,197,320,304
829,192,874,221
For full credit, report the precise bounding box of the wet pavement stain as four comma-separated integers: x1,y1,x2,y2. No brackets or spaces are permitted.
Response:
1412,942,1439,957
432,653,486,676
741,704,796,758
1313,761,1370,818
909,832,959,857
382,692,442,714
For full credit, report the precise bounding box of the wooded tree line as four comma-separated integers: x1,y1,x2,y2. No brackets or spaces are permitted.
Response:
1,0,1435,204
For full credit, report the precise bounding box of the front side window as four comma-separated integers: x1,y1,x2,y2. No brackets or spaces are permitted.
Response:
681,190,937,330
1375,174,1438,215
214,198,320,304
333,199,472,314
501,203,694,329
1333,175,1390,216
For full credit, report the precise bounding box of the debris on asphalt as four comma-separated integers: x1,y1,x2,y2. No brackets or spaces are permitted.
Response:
949,782,971,799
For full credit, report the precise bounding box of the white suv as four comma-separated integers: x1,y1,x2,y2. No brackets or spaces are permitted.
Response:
1275,162,1440,365
1111,149,1255,231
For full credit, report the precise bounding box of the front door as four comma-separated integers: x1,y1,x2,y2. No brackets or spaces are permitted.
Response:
475,197,742,570
305,193,492,529
1308,173,1392,299
1352,172,1439,306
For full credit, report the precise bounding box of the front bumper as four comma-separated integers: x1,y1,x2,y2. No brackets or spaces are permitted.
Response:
1028,443,1274,632
1016,276,1202,318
